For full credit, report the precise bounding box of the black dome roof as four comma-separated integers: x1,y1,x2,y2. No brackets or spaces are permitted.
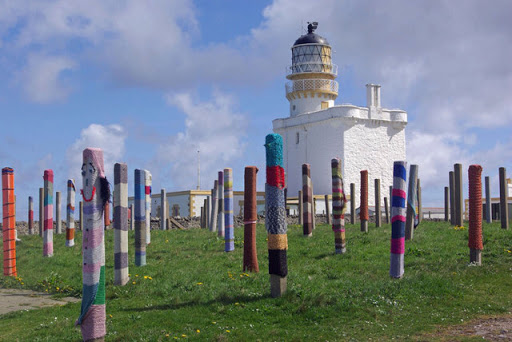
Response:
293,32,329,46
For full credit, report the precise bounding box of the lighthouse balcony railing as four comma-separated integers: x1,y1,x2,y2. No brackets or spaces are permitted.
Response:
285,79,339,94
286,63,338,76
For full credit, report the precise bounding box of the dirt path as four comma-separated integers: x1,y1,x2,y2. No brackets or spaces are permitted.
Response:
0,288,79,315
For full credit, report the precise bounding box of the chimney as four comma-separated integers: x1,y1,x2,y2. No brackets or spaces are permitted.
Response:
366,84,381,108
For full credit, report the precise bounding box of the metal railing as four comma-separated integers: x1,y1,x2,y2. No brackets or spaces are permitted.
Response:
285,79,339,94
286,63,338,76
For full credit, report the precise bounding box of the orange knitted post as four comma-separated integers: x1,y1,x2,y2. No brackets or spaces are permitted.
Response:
468,165,483,265
2,167,16,276
360,170,368,232
243,166,259,272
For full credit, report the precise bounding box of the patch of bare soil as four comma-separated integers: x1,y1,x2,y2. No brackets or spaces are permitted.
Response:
0,288,79,315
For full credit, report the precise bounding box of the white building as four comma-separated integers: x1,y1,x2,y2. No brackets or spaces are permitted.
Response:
273,22,407,206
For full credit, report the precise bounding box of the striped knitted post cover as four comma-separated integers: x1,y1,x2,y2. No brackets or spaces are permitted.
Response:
331,158,347,254
77,148,108,341
2,167,16,276
43,170,54,257
28,196,34,235
265,134,287,297
405,164,418,241
360,170,369,233
217,171,225,238
210,180,219,232
390,161,407,279
66,179,76,247
224,168,234,252
114,163,129,285
468,165,483,265
243,166,259,272
302,163,313,236
144,170,152,245
134,169,147,266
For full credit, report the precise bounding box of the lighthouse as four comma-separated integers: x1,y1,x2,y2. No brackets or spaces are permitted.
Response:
273,22,408,206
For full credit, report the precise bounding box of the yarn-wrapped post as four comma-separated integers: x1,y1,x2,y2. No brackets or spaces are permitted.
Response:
2,167,16,276
375,179,381,227
224,168,234,252
302,163,313,237
499,167,508,229
210,180,219,232
28,196,34,235
39,187,44,237
390,161,407,279
43,170,54,257
485,176,492,223
360,170,369,233
405,164,418,241
243,166,259,272
217,171,225,238
114,163,129,285
468,165,483,265
350,183,355,224
134,169,147,266
66,180,76,247
265,133,287,298
331,158,347,254
160,189,167,230
144,170,152,244
77,148,108,341
55,192,62,234
449,171,455,225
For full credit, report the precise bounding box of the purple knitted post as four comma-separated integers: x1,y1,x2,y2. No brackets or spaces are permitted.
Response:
390,161,407,278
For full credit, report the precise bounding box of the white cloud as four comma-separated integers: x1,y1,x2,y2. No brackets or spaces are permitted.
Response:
66,124,126,185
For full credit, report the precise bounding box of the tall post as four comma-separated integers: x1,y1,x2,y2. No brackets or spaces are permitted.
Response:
28,196,34,235
243,166,259,272
405,164,418,240
209,180,218,232
2,167,16,276
129,204,134,231
39,187,44,237
325,194,332,225
302,164,313,236
265,134,287,297
390,161,407,279
499,167,509,229
202,199,207,229
468,165,483,265
217,171,225,238
66,180,76,247
134,169,147,266
485,176,492,223
298,190,303,225
160,189,167,230
449,171,455,225
206,196,210,230
77,148,107,341
360,170,368,233
200,206,205,228
444,187,449,222
224,168,234,252
375,178,381,227
417,179,422,224
43,170,54,257
350,183,355,224
114,163,129,285
79,201,83,231
144,170,152,245
331,158,347,254
454,163,463,226
104,202,110,228
55,191,62,234
384,197,390,224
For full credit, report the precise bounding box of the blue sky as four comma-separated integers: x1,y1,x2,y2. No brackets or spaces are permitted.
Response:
1,0,512,218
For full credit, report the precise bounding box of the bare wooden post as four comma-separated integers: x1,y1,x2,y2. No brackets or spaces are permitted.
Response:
325,194,331,225
444,186,449,221
454,164,463,226
298,190,303,225
350,183,356,224
417,179,422,224
375,179,381,227
485,176,492,223
499,167,509,229
405,164,418,240
384,197,390,224
79,201,83,231
39,187,44,237
160,189,167,230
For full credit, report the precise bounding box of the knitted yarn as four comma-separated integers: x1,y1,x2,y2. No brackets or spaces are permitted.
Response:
114,163,129,285
360,170,369,221
243,166,259,272
28,196,34,235
77,148,106,341
468,165,483,250
134,169,147,266
217,171,225,237
331,158,347,254
390,161,407,278
224,168,234,252
43,170,54,257
302,163,313,236
144,170,152,245
2,167,16,276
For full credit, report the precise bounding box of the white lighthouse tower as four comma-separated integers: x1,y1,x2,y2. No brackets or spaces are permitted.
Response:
273,22,408,206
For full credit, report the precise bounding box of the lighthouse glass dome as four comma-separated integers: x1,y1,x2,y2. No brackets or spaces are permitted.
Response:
291,44,333,74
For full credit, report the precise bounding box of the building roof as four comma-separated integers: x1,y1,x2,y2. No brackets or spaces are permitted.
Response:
294,32,329,46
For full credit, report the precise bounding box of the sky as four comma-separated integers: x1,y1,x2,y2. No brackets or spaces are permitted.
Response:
1,0,511,219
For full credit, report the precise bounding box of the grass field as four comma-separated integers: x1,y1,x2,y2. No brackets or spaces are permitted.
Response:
1,220,512,341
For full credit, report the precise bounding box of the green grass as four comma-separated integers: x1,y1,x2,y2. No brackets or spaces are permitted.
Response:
1,220,512,341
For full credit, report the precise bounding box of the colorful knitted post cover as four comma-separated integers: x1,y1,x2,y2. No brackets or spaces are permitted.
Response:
28,196,34,235
77,148,108,341
2,167,16,276
66,179,76,247
43,170,54,257
217,171,225,238
405,164,419,241
144,170,152,245
302,163,313,236
331,158,347,254
114,163,129,285
210,180,219,233
390,161,407,278
468,165,483,264
243,166,259,272
134,169,147,266
265,134,288,297
360,170,369,232
224,168,234,252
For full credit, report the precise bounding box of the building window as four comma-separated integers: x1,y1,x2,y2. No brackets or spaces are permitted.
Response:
292,105,296,111
296,132,300,144
321,101,329,109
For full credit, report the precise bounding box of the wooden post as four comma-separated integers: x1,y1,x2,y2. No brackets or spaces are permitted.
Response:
375,178,381,228
417,179,422,224
454,164,463,226
55,191,61,234
28,196,34,235
444,186,449,221
129,204,134,231
499,167,509,229
160,189,167,230
405,164,418,240
79,201,83,231
360,171,368,233
298,190,303,225
39,187,44,237
325,194,331,225
350,183,356,224
384,197,389,224
485,176,492,223
449,171,455,225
